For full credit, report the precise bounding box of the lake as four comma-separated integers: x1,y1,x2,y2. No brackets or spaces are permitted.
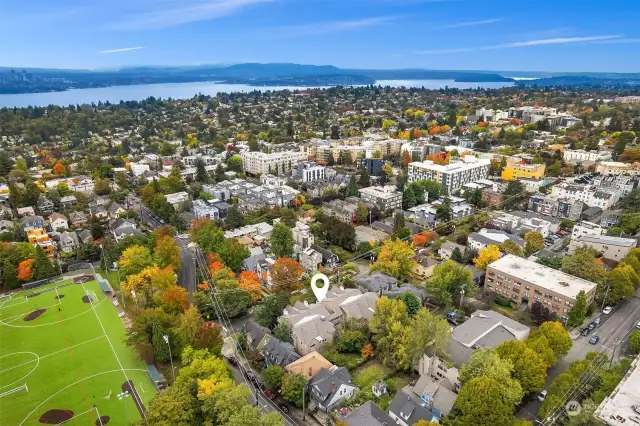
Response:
0,79,514,108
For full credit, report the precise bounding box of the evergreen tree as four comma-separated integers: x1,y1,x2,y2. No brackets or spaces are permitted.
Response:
2,260,18,291
451,247,463,263
358,169,370,187
435,197,453,222
195,158,209,183
249,138,260,152
152,325,171,363
393,212,405,234
225,206,245,229
33,245,55,279
403,186,417,209
347,175,358,196
567,290,587,327
215,164,225,182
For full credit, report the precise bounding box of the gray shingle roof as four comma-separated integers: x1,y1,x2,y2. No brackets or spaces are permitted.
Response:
343,401,394,426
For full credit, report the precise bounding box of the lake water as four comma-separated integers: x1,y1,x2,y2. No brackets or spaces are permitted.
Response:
0,79,515,108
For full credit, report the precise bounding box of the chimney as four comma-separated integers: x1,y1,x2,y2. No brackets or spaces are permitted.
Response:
331,382,336,393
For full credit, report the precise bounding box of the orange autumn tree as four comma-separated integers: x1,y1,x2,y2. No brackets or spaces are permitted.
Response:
401,151,413,168
238,271,263,302
52,162,66,176
162,284,190,313
361,343,374,359
208,253,225,276
425,153,450,166
412,231,438,247
17,258,35,281
271,257,303,292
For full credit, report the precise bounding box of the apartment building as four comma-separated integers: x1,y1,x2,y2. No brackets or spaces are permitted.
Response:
182,155,217,166
520,177,554,193
359,185,403,212
568,235,637,262
508,106,557,123
292,161,326,182
356,157,384,177
192,199,220,220
571,221,604,240
408,197,474,225
596,161,640,176
501,159,546,181
485,254,598,317
551,183,620,209
490,211,560,237
408,156,491,193
528,195,584,221
592,175,637,196
468,228,524,251
240,151,306,175
563,149,612,163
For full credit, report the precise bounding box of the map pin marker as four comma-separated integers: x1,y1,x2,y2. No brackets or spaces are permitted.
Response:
311,273,330,302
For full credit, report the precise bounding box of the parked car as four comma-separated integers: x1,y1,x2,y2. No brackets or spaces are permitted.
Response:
538,390,547,402
602,306,613,315
594,317,601,325
589,335,600,345
581,328,590,336
278,404,290,414
264,389,276,400
588,322,596,330
228,357,238,366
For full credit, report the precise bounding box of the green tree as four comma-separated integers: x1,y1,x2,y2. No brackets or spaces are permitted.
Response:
459,349,524,407
219,239,250,272
524,231,545,256
567,290,587,327
370,238,415,279
347,175,358,197
370,296,409,343
215,287,250,318
263,365,285,389
502,180,526,210
270,223,294,258
496,340,548,394
358,169,370,187
628,330,640,355
255,293,289,330
279,208,297,228
225,205,245,229
152,324,172,363
33,245,56,279
500,239,524,257
548,160,562,177
403,185,417,209
606,265,636,303
281,373,306,407
393,211,405,234
453,376,517,426
435,196,453,222
273,322,292,344
427,260,475,308
451,247,463,263
561,245,606,285
526,335,557,367
397,291,420,317
195,157,209,183
409,307,452,362
529,321,572,358
145,383,199,426
2,260,18,291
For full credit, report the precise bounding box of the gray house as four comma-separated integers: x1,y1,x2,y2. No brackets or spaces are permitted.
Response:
388,391,439,426
356,272,398,294
59,231,80,253
308,367,357,413
21,215,45,231
343,401,395,426
261,338,300,368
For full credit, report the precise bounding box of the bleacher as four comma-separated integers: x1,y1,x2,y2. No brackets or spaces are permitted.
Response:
146,364,168,391
96,276,111,294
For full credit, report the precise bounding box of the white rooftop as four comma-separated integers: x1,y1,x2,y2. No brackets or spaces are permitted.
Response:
488,254,597,299
409,156,490,173
575,235,637,247
596,356,640,426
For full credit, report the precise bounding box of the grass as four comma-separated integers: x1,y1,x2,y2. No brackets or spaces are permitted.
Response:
0,279,155,425
96,267,122,291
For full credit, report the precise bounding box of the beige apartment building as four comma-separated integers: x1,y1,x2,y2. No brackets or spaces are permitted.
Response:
485,254,598,318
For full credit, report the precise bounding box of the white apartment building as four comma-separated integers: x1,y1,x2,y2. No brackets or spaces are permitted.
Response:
569,235,637,262
192,199,220,220
563,149,612,163
240,151,306,175
571,221,604,240
358,185,403,212
551,183,620,209
408,157,491,193
182,155,217,166
293,161,326,182
596,161,640,176
475,108,509,122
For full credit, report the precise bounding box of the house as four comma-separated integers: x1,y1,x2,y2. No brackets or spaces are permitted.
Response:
568,235,637,262
307,367,357,413
413,255,441,279
78,229,93,244
37,196,55,214
16,206,35,217
285,351,334,379
91,206,109,222
109,218,139,241
439,241,466,260
69,211,88,228
356,272,398,294
261,338,300,368
292,221,315,256
165,192,190,210
48,213,69,232
291,314,336,356
243,320,271,353
388,391,440,425
300,248,323,274
0,220,13,233
27,228,55,258
58,231,80,253
60,195,77,208
468,228,524,251
343,401,395,426
21,215,45,231
404,372,458,417
108,202,127,219
372,381,388,398
242,246,266,273
309,245,339,270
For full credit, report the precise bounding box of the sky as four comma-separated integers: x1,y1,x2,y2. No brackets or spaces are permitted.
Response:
1,0,639,72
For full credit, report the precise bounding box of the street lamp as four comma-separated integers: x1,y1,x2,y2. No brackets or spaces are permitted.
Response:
163,335,176,384
117,391,130,425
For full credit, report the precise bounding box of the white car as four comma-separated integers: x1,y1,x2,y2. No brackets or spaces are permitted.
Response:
538,390,547,402
602,306,613,315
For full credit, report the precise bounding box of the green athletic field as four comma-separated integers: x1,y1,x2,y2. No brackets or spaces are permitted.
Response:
0,277,156,426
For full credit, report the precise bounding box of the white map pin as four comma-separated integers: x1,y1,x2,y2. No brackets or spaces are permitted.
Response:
311,273,330,302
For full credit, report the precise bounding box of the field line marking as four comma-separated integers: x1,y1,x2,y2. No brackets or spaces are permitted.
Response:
0,297,106,328
81,282,146,418
0,293,62,323
18,368,147,426
0,335,106,377
52,407,96,425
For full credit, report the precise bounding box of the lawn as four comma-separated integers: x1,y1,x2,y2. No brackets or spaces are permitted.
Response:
96,267,122,291
0,277,155,425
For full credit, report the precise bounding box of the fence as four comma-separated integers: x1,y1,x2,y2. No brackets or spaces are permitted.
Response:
21,278,54,291
67,262,93,272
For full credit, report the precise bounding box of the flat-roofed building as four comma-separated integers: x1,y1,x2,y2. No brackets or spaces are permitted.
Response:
596,356,640,426
485,254,598,317
571,221,605,240
408,157,490,193
568,235,637,262
240,151,306,175
359,185,402,212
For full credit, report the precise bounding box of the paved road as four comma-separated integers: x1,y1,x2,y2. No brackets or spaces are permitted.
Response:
517,291,640,421
175,236,196,298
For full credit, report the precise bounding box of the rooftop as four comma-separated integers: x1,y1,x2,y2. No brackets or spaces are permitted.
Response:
574,235,637,248
488,254,598,299
409,156,490,173
596,356,640,426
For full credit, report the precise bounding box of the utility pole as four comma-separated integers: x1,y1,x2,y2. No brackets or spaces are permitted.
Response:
601,278,610,313
302,383,306,420
163,335,176,383
459,288,465,310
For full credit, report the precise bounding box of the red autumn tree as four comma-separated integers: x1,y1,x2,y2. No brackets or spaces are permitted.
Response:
52,162,66,176
412,231,438,247
17,258,35,281
208,253,225,276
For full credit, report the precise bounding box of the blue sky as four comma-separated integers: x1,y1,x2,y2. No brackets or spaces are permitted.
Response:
1,0,639,72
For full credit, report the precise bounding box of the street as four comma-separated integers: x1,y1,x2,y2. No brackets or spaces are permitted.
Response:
175,235,197,298
517,290,640,421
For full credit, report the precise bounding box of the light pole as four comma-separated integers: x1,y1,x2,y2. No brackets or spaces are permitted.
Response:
459,287,465,310
302,383,306,420
601,278,610,313
163,335,175,384
131,290,139,309
117,391,130,425
115,262,125,308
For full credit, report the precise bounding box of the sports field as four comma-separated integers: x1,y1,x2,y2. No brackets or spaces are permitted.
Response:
0,275,156,425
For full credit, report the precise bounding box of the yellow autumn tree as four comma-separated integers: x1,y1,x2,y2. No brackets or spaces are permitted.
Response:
122,266,177,294
473,244,500,270
370,238,416,279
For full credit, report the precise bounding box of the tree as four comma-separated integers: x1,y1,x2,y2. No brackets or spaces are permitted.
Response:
473,245,500,270
530,321,572,358
561,245,606,285
172,305,203,348
17,258,35,281
238,271,263,303
412,231,437,248
524,231,545,256
453,376,517,426
255,293,289,329
33,245,55,279
94,178,112,195
459,349,523,407
567,290,587,327
526,335,557,367
2,260,18,290
393,211,405,234
52,162,66,176
347,175,358,196
403,185,417,209
152,324,173,363
358,169,370,187
145,383,199,426
154,235,181,270
502,180,526,210
361,343,374,359
499,240,524,257
119,245,154,277
195,158,209,183
628,330,640,355
427,260,475,308
606,264,636,303
435,197,453,222
397,291,420,316
271,258,303,292
409,307,452,362
273,322,292,343
370,296,409,343
215,287,251,318
219,238,250,272
263,365,285,389
270,223,294,258
496,340,548,394
382,162,393,179
162,285,190,313
401,151,413,169
370,238,416,279
225,205,245,229
281,373,306,407
451,247,463,263
280,208,297,228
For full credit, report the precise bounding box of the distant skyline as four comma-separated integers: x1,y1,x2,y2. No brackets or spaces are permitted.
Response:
2,0,639,72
